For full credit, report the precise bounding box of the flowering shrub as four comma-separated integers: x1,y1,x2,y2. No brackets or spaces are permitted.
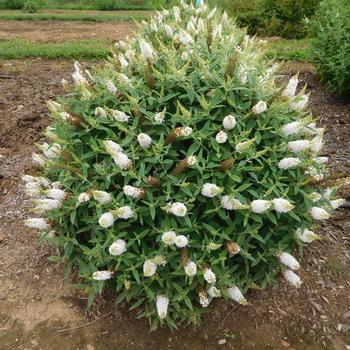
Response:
23,1,345,329
310,0,350,97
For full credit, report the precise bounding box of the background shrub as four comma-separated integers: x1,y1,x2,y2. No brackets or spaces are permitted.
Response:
23,0,40,12
0,0,25,9
208,0,320,38
24,1,341,329
310,0,350,97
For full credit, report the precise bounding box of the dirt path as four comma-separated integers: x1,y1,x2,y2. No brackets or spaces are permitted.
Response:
0,59,349,350
0,20,135,42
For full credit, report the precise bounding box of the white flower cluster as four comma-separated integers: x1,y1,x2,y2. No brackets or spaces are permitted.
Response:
161,231,188,248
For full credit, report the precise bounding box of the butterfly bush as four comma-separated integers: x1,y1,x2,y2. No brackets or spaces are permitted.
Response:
23,0,345,329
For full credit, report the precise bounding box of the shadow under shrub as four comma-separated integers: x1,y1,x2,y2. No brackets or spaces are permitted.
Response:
310,0,350,97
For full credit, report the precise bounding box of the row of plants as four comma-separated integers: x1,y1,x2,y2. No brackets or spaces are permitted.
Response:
0,0,165,11
23,1,345,329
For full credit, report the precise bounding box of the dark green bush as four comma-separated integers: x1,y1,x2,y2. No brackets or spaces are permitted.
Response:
23,0,40,12
0,0,25,9
310,0,350,97
209,0,320,38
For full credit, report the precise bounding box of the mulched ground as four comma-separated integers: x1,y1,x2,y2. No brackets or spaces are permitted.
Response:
0,59,349,350
0,20,135,42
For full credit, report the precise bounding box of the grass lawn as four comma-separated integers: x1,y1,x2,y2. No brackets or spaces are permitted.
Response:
0,37,312,61
0,10,149,22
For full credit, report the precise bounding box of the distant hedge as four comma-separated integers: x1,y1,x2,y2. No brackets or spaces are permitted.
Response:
208,0,320,38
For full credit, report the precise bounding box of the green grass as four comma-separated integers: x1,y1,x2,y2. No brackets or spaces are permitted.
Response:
0,0,165,11
265,39,311,61
0,38,312,61
0,10,149,21
0,39,110,59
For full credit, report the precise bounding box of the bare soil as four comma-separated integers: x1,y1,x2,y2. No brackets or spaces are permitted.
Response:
0,59,349,350
0,20,135,42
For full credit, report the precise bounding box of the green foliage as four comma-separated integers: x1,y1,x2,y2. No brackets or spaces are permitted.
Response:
25,2,335,328
0,11,149,21
0,39,109,59
208,0,320,38
310,0,350,97
23,0,40,12
0,0,25,9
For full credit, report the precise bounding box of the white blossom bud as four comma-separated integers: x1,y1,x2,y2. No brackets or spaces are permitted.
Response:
78,192,91,203
310,206,330,220
295,228,320,243
113,152,132,170
252,101,267,114
184,261,197,276
187,155,197,166
164,24,174,37
99,212,115,228
272,198,294,213
44,189,66,201
282,75,298,98
313,156,328,164
106,80,118,94
175,235,188,248
215,131,228,144
32,153,47,167
199,290,210,308
250,200,271,214
208,285,221,298
221,196,249,210
223,115,237,129
143,259,157,277
235,139,255,153
104,140,123,156
310,135,323,154
227,286,247,304
116,73,130,85
112,110,130,123
197,18,205,31
156,295,169,319
178,127,192,136
40,143,61,159
162,231,177,246
168,202,187,217
139,40,154,59
33,199,62,211
278,157,301,170
203,268,216,284
291,95,309,111
92,270,112,281
201,183,222,198
180,31,193,46
95,107,107,118
24,218,50,230
330,198,345,210
154,110,166,124
308,192,322,202
237,64,248,84
125,49,135,62
222,11,228,23
116,206,133,220
283,269,302,288
288,140,310,153
118,54,129,69
123,185,144,198
277,252,300,270
137,133,152,148
281,121,302,136
91,190,112,205
109,239,127,256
